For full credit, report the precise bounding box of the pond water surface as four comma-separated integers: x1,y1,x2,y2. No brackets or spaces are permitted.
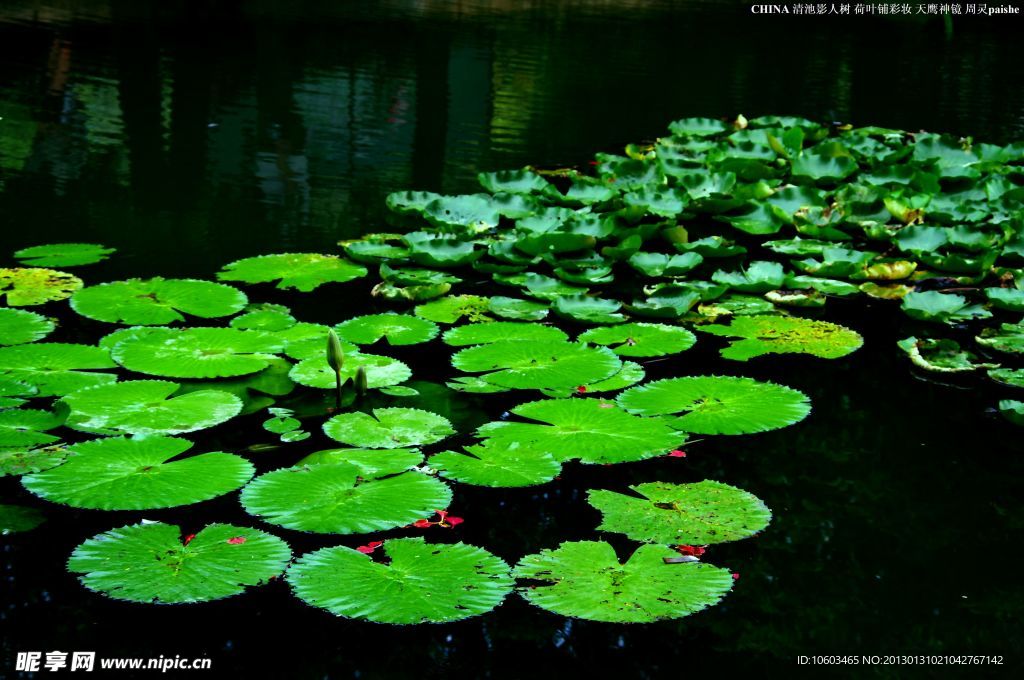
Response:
1,2,1023,677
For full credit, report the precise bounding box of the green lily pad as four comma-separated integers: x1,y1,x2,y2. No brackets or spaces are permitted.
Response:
289,353,411,390
0,343,118,397
552,295,626,324
999,400,1024,427
323,407,453,449
577,323,697,357
977,322,1024,355
477,398,683,464
901,290,991,324
487,296,549,321
700,315,863,361
111,327,283,378
0,444,69,477
712,261,786,294
988,368,1024,388
70,278,247,325
22,436,254,510
897,337,996,373
0,503,45,534
296,448,424,477
514,541,733,622
0,267,83,306
230,308,297,332
14,243,115,267
217,253,367,291
0,408,62,447
985,288,1024,312
335,313,439,346
241,462,451,534
431,441,561,487
61,380,242,436
0,308,55,345
451,339,620,390
414,295,491,324
588,481,771,544
443,322,567,346
617,376,810,435
68,522,291,603
287,538,513,623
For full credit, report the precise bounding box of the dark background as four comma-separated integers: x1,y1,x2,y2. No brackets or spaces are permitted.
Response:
1,2,1023,678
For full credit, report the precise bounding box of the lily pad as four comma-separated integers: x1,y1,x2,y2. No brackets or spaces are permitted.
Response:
0,444,69,477
68,522,291,603
452,339,621,390
61,380,242,436
241,462,451,534
588,481,771,544
431,441,561,487
442,322,567,346
414,295,491,324
901,291,991,324
897,337,996,373
71,278,247,325
217,253,367,291
335,313,439,346
617,376,810,435
0,267,83,306
22,436,254,510
0,308,55,345
296,448,424,477
700,315,863,360
0,408,63,447
287,538,513,623
111,327,283,378
323,408,453,449
289,353,411,390
977,322,1024,355
514,541,733,622
577,323,697,357
0,343,118,397
477,398,683,464
14,243,115,267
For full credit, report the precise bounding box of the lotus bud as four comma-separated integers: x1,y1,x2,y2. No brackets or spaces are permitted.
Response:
355,365,368,397
326,329,345,373
733,113,748,130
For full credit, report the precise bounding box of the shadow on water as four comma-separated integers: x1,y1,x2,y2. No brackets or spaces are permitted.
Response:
1,1,1024,677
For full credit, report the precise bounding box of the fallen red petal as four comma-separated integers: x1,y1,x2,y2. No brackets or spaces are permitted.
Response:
732,572,740,581
412,519,433,529
666,449,687,458
226,536,247,545
446,516,464,526
675,544,705,557
182,533,196,546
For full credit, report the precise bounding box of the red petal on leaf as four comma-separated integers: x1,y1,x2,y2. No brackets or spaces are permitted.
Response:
666,449,687,458
675,545,705,557
732,572,740,581
412,519,433,529
182,533,196,546
576,385,588,394
226,536,247,545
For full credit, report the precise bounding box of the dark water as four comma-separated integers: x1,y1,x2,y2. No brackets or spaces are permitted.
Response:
2,2,1024,678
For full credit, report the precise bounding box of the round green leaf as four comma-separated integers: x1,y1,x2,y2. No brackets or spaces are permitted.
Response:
616,375,810,435
111,327,283,379
0,308,55,345
431,441,561,488
14,243,115,267
241,463,452,534
288,538,513,623
336,313,439,346
477,398,683,464
700,315,863,361
70,278,247,325
23,436,254,510
588,481,772,544
514,541,733,622
68,522,291,603
323,408,453,449
217,253,368,292
578,323,697,357
452,340,621,390
296,447,424,477
0,408,63,447
0,267,83,306
62,380,242,436
414,295,491,324
0,342,117,397
0,444,69,477
289,353,411,390
442,322,567,346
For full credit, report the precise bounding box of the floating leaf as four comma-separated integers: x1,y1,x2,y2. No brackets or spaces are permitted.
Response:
451,340,620,390
0,503,45,534
217,253,367,291
989,368,1024,388
998,400,1024,427
977,322,1024,355
552,295,626,324
0,343,117,397
61,380,241,436
0,267,83,306
712,261,786,294
0,408,63,447
296,448,424,477
335,313,439,346
577,323,697,357
23,436,253,510
897,337,996,373
323,408,453,449
241,463,451,534
14,243,115,267
901,290,991,324
111,327,283,378
289,353,411,390
0,308,55,345
288,538,512,623
477,398,682,464
68,522,291,603
71,278,247,325
414,295,491,324
431,441,561,487
617,376,810,435
443,322,567,346
487,296,549,321
700,315,863,360
514,541,733,622
588,481,771,544
0,444,69,477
